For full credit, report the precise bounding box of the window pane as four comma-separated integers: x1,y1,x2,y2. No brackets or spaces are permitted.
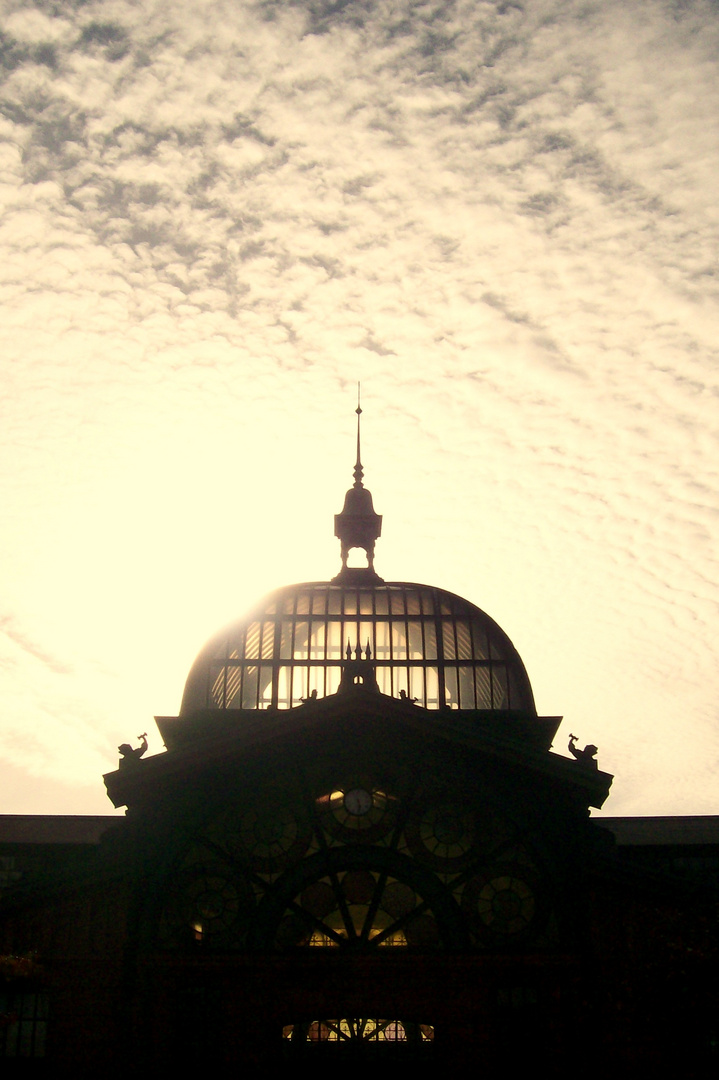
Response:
277,666,291,708
326,667,341,696
293,621,310,660
309,621,326,660
475,666,493,708
359,621,373,657
407,621,423,660
458,666,474,708
328,589,342,615
442,621,456,660
374,591,389,615
455,621,472,661
244,622,261,659
391,622,407,660
408,666,424,703
261,621,275,660
280,620,293,660
423,621,437,660
326,620,342,660
225,666,242,708
406,591,421,615
374,622,391,661
444,667,458,707
472,620,489,660
259,664,273,706
359,591,373,614
242,666,258,708
377,667,392,696
308,666,325,698
210,664,225,707
290,666,308,707
425,665,439,708
494,664,509,708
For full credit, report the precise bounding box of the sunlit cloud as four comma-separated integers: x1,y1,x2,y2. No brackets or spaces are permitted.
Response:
0,0,717,816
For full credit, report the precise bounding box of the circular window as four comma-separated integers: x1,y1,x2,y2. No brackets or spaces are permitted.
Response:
463,866,538,941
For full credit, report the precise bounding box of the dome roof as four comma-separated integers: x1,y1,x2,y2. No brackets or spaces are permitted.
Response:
179,401,537,724
180,579,536,717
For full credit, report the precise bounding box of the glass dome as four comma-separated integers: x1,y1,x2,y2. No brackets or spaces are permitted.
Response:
180,581,536,716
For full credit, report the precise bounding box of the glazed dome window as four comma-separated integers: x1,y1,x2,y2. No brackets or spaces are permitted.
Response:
180,582,536,716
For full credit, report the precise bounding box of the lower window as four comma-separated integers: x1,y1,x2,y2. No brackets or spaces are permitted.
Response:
0,992,49,1058
283,1019,434,1044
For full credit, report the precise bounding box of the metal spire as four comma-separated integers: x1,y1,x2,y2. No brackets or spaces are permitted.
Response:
333,384,383,579
354,382,364,488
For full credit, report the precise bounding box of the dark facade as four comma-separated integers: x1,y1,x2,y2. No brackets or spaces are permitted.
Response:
1,452,717,1075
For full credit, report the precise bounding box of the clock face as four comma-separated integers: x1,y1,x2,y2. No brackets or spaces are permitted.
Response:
344,788,373,817
316,781,393,839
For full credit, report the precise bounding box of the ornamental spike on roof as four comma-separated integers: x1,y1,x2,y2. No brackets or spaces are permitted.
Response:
334,384,382,580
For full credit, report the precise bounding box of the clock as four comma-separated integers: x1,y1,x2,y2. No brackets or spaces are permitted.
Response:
343,788,373,816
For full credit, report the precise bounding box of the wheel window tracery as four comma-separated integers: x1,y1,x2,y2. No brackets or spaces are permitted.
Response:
159,861,254,948
462,865,540,942
276,866,441,949
153,772,549,954
405,802,477,871
283,1019,434,1043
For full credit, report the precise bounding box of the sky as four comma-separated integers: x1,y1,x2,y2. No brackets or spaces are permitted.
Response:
1,0,717,818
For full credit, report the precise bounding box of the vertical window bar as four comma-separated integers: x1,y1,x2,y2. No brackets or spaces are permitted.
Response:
434,589,446,707
502,663,510,709
272,615,282,708
467,618,475,708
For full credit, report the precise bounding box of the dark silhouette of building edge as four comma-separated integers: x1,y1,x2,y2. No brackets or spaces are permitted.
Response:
1,415,717,1075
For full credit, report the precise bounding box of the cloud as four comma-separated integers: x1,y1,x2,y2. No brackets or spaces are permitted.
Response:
0,0,717,814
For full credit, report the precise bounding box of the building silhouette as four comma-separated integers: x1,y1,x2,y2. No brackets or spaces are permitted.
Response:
1,420,718,1075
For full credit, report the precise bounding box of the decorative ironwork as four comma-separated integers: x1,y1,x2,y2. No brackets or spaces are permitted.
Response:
153,771,549,955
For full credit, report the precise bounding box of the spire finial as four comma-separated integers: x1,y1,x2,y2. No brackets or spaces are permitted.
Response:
354,382,363,488
333,386,383,580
